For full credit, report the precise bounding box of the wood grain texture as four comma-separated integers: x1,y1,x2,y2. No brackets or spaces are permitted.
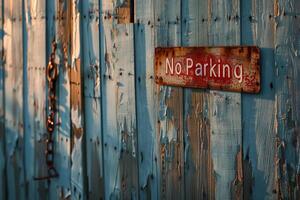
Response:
135,24,159,200
1,0,300,199
3,0,26,199
70,1,86,199
154,0,184,199
208,0,243,199
134,1,159,199
82,0,104,199
24,0,48,199
181,0,215,199
100,2,139,196
241,0,277,199
275,0,300,198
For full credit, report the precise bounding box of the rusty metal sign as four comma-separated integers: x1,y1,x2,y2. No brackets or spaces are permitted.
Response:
155,47,260,93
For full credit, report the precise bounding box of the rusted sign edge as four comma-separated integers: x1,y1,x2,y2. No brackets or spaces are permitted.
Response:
154,46,261,93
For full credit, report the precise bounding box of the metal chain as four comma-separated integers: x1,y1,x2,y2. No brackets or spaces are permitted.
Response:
34,40,59,181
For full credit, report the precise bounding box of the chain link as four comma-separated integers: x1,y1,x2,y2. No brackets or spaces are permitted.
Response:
34,40,59,181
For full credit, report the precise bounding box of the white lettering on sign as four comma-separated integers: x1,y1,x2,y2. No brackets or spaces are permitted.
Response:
165,57,243,83
186,58,193,75
175,62,181,74
166,58,174,74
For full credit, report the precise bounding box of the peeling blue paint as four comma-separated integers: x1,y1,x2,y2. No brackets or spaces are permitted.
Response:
0,0,300,199
241,1,276,197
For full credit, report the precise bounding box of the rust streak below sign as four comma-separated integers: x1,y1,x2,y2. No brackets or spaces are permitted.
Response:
155,47,260,93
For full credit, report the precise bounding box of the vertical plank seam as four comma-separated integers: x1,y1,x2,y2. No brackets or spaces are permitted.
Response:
78,0,88,198
98,0,106,199
21,0,28,198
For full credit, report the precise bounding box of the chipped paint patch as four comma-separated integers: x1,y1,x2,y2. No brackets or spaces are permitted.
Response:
274,0,280,17
116,0,133,24
184,90,215,200
231,147,243,199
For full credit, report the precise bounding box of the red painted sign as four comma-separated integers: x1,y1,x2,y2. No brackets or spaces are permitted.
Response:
155,47,260,93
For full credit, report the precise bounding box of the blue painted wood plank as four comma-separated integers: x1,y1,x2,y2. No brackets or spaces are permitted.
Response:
275,0,300,198
100,8,138,197
23,0,49,199
82,0,104,199
134,1,159,199
208,0,243,199
70,1,86,199
47,1,71,199
4,0,26,199
181,0,215,199
134,23,159,200
241,0,277,199
154,0,184,199
2,0,300,199
134,0,154,24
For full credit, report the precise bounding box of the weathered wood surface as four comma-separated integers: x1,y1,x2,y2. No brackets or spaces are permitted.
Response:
275,0,300,199
70,1,86,199
154,0,185,199
134,2,159,198
181,0,215,199
0,0,299,199
24,0,48,199
241,0,277,199
47,0,72,199
100,23,138,199
135,23,159,200
4,0,26,199
82,0,104,199
100,1,138,198
208,1,243,199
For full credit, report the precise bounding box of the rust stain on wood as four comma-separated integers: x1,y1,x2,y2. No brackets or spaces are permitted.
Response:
155,47,260,93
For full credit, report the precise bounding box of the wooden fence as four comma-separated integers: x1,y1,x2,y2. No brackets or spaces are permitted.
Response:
0,0,299,199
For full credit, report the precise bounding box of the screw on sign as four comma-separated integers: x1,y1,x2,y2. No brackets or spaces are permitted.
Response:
34,41,59,181
155,47,260,93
